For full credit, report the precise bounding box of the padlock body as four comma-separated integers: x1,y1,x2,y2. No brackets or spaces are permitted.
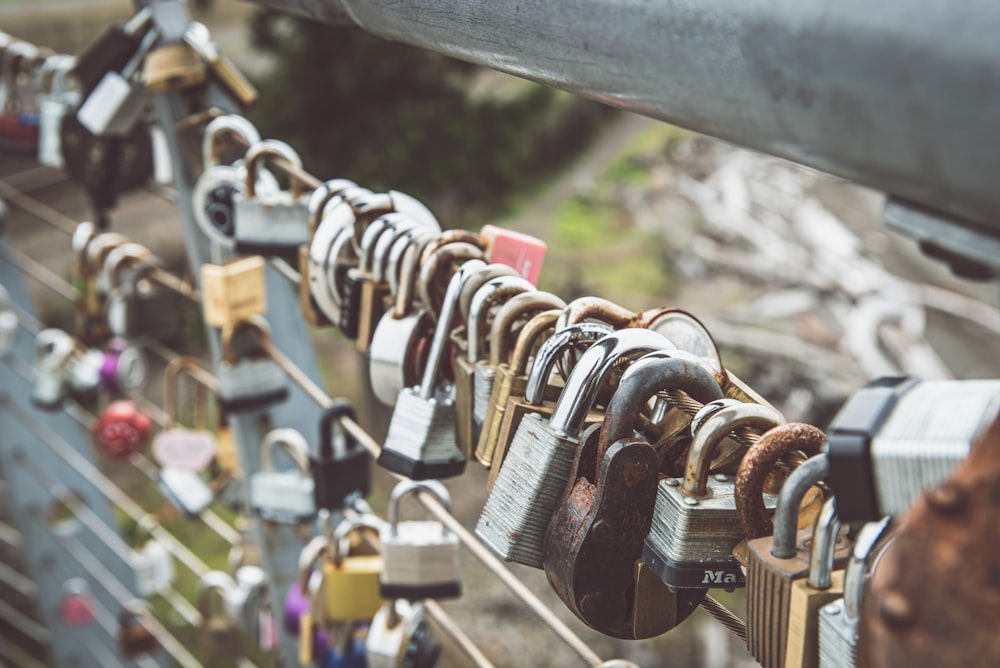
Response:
217,359,289,412
452,353,477,459
475,364,523,469
476,412,579,568
199,619,243,660
817,599,856,668
143,43,207,93
321,556,383,621
200,256,267,329
77,72,147,137
356,279,389,354
233,195,310,258
338,269,365,339
38,98,75,168
643,477,778,589
785,571,846,668
159,468,214,516
311,447,371,510
380,521,461,600
377,388,465,480
472,360,496,442
250,471,316,523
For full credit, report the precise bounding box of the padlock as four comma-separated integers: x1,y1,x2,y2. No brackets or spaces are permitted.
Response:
485,321,614,491
0,284,18,357
77,27,158,137
97,337,148,396
415,235,488,318
642,400,786,590
118,599,160,659
93,399,153,459
71,8,153,94
31,328,75,409
477,328,676,568
456,262,520,325
543,353,726,638
784,497,849,668
233,139,311,259
202,113,261,169
818,518,893,668
197,571,244,660
454,274,535,457
105,258,188,342
37,54,79,168
378,259,487,479
828,377,1000,521
201,255,267,329
142,39,206,93
380,480,461,600
312,399,371,511
307,516,384,623
480,224,548,284
158,467,214,517
74,230,128,347
152,356,219,471
339,213,396,341
184,22,259,107
744,451,843,668
250,428,316,524
228,516,261,571
299,179,360,325
227,565,270,634
130,538,174,597
0,42,42,155
59,577,96,627
215,415,243,478
346,190,440,255
367,232,456,406
216,318,290,412
367,599,442,668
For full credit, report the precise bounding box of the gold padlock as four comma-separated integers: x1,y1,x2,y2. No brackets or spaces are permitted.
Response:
185,22,258,107
200,256,267,330
309,517,384,624
143,42,207,93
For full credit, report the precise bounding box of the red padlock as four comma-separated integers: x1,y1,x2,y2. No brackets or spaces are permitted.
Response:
93,400,152,458
59,577,96,627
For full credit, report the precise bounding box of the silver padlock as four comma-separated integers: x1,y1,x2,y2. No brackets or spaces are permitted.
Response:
250,428,316,524
227,565,269,635
158,466,214,517
0,284,19,357
130,538,174,597
818,518,893,668
37,54,79,168
377,259,486,480
380,480,461,600
31,328,76,409
642,400,785,590
233,139,312,257
476,328,675,568
216,319,290,412
77,27,158,137
366,599,441,668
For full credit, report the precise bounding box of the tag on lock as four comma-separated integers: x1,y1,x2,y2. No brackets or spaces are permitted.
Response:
543,353,726,639
151,357,218,471
380,480,461,601
249,428,316,525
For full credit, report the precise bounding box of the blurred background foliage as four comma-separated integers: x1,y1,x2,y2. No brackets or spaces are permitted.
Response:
247,9,616,223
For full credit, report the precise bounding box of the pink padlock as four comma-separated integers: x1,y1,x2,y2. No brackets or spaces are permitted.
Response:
93,400,152,458
59,577,96,627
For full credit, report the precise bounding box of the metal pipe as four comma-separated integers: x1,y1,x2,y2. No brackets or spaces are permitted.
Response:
248,0,1000,238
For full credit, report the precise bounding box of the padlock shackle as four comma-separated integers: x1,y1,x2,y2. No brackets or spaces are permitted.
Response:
770,452,831,559
346,191,396,252
356,216,394,275
417,242,486,322
39,53,76,96
843,516,892,620
417,258,486,399
297,534,330,595
548,328,675,438
162,356,217,429
682,402,785,497
467,276,536,363
202,114,261,169
736,423,827,541
196,571,237,618
598,354,724,462
318,399,358,458
102,242,152,293
807,497,840,589
84,233,129,279
391,230,439,317
325,224,359,311
459,263,520,325
307,178,359,233
386,479,451,533
556,296,636,331
522,322,614,404
332,515,384,565
220,315,272,364
191,164,243,249
243,139,305,199
419,229,484,267
259,427,311,473
491,293,566,367
372,214,419,283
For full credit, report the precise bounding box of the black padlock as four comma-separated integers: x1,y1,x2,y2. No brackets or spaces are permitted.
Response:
312,399,371,511
72,9,153,95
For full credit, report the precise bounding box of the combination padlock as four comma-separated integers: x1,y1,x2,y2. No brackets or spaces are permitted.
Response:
233,139,312,260
97,337,148,397
477,328,675,568
377,259,487,480
643,400,785,590
93,400,153,459
250,428,316,524
543,352,726,638
311,399,371,511
380,480,461,600
367,599,442,668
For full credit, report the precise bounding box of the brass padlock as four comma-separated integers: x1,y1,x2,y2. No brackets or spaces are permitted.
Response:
306,517,384,623
185,22,258,107
197,571,244,660
143,41,207,93
117,599,160,659
200,255,267,331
